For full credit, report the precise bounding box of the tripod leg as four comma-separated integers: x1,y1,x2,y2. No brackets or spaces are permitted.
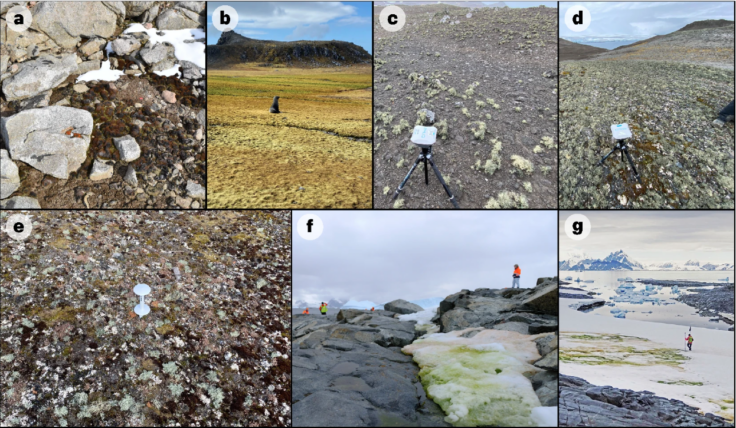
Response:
424,156,429,185
623,149,641,183
391,154,423,201
428,158,460,208
598,148,617,166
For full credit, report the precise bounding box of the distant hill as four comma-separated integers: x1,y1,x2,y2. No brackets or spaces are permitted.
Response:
207,30,371,69
559,38,608,61
676,19,734,32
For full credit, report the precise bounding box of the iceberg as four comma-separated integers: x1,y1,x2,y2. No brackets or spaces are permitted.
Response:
399,307,440,334
564,276,573,281
407,296,445,309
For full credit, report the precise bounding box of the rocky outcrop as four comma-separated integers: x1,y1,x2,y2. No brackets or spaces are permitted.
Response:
2,53,78,101
438,277,559,334
0,196,41,209
30,1,125,49
384,299,424,314
1,107,93,179
156,4,204,30
293,311,448,427
569,300,606,312
559,374,733,427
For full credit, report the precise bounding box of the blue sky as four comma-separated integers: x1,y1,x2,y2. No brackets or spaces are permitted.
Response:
505,2,558,8
207,2,372,53
560,2,734,41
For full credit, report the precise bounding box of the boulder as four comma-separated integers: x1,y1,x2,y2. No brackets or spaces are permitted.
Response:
2,53,78,101
139,42,176,70
336,309,367,322
534,333,557,357
1,149,20,199
294,391,379,427
89,159,113,181
113,135,141,162
1,106,92,179
156,8,200,30
533,349,558,371
125,1,158,18
0,196,41,209
30,1,124,49
196,109,206,127
522,277,558,314
383,299,424,315
180,60,203,80
177,2,206,14
111,35,142,56
79,38,108,57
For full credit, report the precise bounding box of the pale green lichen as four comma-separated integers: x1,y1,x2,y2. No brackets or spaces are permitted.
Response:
119,395,135,411
533,145,544,154
469,121,487,140
207,370,219,382
54,406,68,417
207,386,225,409
393,198,405,209
138,370,153,381
397,158,406,169
436,119,449,140
393,119,410,135
21,319,34,328
523,182,533,193
485,191,529,209
1,354,15,363
383,186,390,195
73,392,88,406
482,139,503,176
168,383,185,398
385,84,393,91
163,362,178,375
541,136,555,149
510,155,534,175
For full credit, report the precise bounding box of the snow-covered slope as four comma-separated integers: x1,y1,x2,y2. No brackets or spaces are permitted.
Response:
560,250,733,271
341,300,382,310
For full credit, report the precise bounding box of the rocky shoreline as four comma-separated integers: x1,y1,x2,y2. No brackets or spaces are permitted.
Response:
637,279,732,288
293,277,559,426
560,374,734,427
676,284,735,329
1,2,206,208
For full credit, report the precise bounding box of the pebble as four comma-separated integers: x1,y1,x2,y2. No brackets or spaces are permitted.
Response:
176,196,192,209
124,165,138,187
162,90,177,104
195,128,203,141
174,163,183,171
134,103,143,109
192,201,200,209
73,83,89,93
89,160,113,181
186,180,205,199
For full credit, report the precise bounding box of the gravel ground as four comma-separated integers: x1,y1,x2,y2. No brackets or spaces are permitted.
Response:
0,210,291,426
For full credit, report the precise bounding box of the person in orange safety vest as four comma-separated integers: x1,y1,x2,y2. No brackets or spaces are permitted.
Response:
512,264,521,289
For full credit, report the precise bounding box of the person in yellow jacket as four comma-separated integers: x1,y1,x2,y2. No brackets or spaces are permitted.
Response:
512,264,521,289
686,333,694,351
320,302,328,316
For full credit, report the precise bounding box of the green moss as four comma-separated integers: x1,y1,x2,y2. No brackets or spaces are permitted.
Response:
510,155,534,175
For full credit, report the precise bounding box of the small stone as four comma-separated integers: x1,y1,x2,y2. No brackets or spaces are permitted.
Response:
113,135,141,162
124,165,138,187
191,201,200,209
195,128,203,141
176,196,192,209
134,103,143,109
130,64,139,70
73,83,89,93
186,180,205,199
89,160,113,181
161,90,176,104
184,156,195,164
174,163,183,171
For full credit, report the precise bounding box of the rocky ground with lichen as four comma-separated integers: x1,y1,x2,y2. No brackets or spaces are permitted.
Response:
0,210,291,426
559,23,735,209
1,2,206,209
373,4,558,209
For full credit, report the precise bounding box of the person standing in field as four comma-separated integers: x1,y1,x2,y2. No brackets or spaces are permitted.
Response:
512,264,521,289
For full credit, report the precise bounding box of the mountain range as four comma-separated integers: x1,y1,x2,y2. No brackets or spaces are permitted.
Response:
560,250,734,271
207,30,371,69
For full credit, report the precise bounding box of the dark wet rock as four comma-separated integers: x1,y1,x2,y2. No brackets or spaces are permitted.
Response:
569,299,606,312
384,299,424,314
1,106,92,179
559,374,733,427
675,284,734,321
2,53,78,101
533,349,558,371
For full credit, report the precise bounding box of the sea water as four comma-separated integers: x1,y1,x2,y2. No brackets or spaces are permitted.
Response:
561,270,734,331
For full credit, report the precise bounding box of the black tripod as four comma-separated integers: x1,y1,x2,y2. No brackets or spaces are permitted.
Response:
597,138,641,183
391,145,459,208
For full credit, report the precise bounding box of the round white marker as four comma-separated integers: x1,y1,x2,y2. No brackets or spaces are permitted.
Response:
212,5,239,33
5,214,33,241
134,283,151,318
565,214,591,241
296,214,323,241
6,6,32,33
380,6,406,32
564,5,591,33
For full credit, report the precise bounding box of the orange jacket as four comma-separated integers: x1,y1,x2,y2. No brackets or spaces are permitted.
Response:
513,267,521,277
371,307,374,311
302,309,309,314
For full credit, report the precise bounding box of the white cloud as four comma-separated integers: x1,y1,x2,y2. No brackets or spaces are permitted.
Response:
336,16,370,26
232,2,356,29
285,23,330,40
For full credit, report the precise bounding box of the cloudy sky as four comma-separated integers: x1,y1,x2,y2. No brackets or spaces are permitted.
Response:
560,2,734,41
207,2,372,52
559,211,735,265
293,211,558,306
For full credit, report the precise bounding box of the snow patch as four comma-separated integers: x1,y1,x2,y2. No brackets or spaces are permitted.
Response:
76,60,125,83
124,24,205,69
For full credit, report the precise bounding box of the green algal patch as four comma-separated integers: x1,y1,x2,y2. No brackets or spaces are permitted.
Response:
207,386,225,409
393,119,410,135
510,155,534,175
54,406,68,417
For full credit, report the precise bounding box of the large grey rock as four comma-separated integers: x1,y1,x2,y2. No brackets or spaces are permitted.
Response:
113,135,141,162
111,35,141,56
294,391,378,427
89,159,113,181
139,42,175,69
533,349,557,371
125,1,158,17
383,299,424,315
534,333,558,357
336,309,368,322
522,277,558,315
177,2,206,14
559,374,733,427
156,8,200,30
17,90,51,110
77,60,102,75
1,149,20,199
0,196,41,209
180,60,203,79
30,2,125,49
186,180,205,199
1,107,92,179
79,38,108,57
2,54,78,101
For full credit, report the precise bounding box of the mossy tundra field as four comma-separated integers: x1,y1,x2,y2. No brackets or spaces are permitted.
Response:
0,210,291,426
373,5,558,209
559,26,735,209
207,65,372,208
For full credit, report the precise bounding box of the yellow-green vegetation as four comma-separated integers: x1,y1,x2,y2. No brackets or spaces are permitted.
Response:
561,332,689,367
393,119,411,135
393,198,405,209
523,182,532,193
436,119,449,139
481,139,503,176
484,191,529,209
511,155,534,175
469,121,487,140
208,65,372,208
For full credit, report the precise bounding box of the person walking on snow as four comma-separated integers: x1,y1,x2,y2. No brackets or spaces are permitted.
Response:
320,302,328,316
686,333,694,351
512,264,521,289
